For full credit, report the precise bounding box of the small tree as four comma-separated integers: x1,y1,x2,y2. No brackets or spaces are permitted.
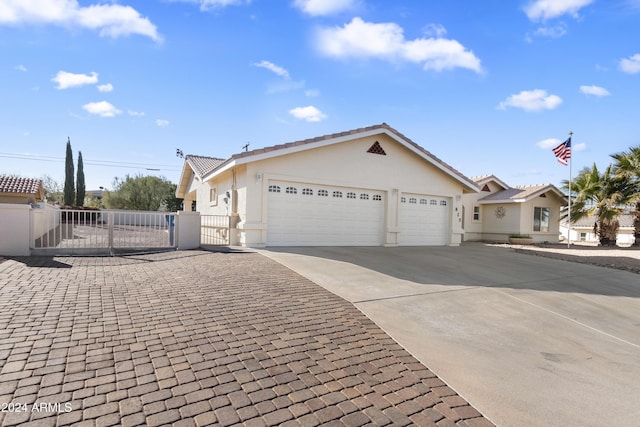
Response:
41,174,63,203
63,138,75,206
104,174,181,211
76,151,85,206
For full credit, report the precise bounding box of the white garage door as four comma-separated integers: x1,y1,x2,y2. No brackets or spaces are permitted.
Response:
399,193,450,245
267,181,385,246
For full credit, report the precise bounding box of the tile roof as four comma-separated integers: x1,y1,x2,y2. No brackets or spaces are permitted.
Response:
563,213,636,228
185,155,226,178
478,183,566,203
200,123,478,190
0,175,43,195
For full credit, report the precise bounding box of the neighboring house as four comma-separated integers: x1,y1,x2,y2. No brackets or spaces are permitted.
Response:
462,175,567,243
560,213,636,246
0,175,45,204
176,123,480,247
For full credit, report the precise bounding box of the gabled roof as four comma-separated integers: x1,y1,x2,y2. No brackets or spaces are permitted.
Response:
478,183,567,205
176,155,225,199
0,176,44,200
195,123,479,193
471,175,510,191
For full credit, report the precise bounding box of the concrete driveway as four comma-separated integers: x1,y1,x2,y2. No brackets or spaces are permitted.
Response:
261,243,640,427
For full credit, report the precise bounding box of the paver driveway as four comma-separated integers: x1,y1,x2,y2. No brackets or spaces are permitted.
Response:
0,250,492,427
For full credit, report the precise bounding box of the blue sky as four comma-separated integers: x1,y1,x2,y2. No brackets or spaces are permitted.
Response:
2,0,640,192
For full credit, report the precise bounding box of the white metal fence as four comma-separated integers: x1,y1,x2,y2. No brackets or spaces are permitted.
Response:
30,209,177,255
201,215,230,246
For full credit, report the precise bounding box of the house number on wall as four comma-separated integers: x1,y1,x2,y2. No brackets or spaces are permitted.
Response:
495,206,506,219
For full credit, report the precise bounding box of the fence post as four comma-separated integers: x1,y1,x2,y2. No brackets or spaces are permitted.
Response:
176,211,200,250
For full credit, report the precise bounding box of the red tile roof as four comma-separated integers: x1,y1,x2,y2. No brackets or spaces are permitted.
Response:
0,176,43,196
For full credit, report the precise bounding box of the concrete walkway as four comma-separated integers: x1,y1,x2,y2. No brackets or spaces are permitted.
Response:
261,243,640,427
0,250,491,427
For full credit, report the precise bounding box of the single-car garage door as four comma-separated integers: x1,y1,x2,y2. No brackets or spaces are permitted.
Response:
399,193,450,245
267,181,385,246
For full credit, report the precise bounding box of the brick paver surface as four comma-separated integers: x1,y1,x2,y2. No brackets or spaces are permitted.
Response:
0,250,493,426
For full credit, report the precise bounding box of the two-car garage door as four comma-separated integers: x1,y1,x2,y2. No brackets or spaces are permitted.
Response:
266,181,450,246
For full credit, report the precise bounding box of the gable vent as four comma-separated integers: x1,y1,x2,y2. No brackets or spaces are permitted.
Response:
367,141,386,155
481,184,490,192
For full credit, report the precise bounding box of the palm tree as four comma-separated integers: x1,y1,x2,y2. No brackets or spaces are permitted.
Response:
563,163,631,246
611,146,640,246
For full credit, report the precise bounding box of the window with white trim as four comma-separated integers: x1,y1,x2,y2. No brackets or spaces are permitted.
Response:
302,188,313,195
209,187,218,206
473,206,481,221
286,186,297,194
533,207,550,232
430,200,437,205
346,192,356,199
420,199,428,205
318,189,328,197
373,195,382,201
409,198,417,204
268,185,281,193
400,197,406,203
440,200,447,206
333,191,343,198
360,194,369,200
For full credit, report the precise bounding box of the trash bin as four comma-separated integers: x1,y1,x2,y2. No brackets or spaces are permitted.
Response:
165,215,175,246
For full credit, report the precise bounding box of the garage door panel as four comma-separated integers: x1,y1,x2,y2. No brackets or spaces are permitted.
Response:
400,193,450,246
267,181,384,246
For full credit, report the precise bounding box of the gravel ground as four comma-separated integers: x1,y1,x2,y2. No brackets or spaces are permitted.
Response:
499,243,640,274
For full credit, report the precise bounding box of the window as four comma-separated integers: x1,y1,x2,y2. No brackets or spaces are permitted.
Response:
373,195,382,201
360,194,369,200
420,199,428,205
440,200,447,206
268,185,280,193
302,188,313,196
533,207,550,232
333,191,343,198
318,190,328,197
400,197,406,203
346,192,356,199
409,198,417,204
286,186,297,194
430,200,437,205
473,206,481,221
580,232,587,241
209,187,218,206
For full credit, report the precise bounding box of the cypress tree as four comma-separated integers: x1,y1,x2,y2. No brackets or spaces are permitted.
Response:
64,137,75,206
76,151,85,206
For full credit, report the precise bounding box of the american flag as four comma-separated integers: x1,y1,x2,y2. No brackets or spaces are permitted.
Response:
553,137,571,166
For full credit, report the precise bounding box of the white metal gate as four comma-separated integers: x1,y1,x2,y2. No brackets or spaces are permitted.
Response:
30,209,177,255
200,215,230,246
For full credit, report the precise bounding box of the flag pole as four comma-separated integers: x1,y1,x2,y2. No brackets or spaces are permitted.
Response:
567,131,573,248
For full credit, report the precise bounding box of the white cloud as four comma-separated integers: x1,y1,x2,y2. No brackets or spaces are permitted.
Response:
579,85,610,96
254,60,290,79
156,119,170,127
0,0,161,41
288,106,327,122
97,83,113,92
82,101,122,117
316,17,482,73
532,23,567,38
128,110,145,117
524,0,594,21
293,0,356,16
15,64,27,72
498,89,563,112
422,23,447,38
52,71,98,89
620,53,640,74
173,0,250,12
